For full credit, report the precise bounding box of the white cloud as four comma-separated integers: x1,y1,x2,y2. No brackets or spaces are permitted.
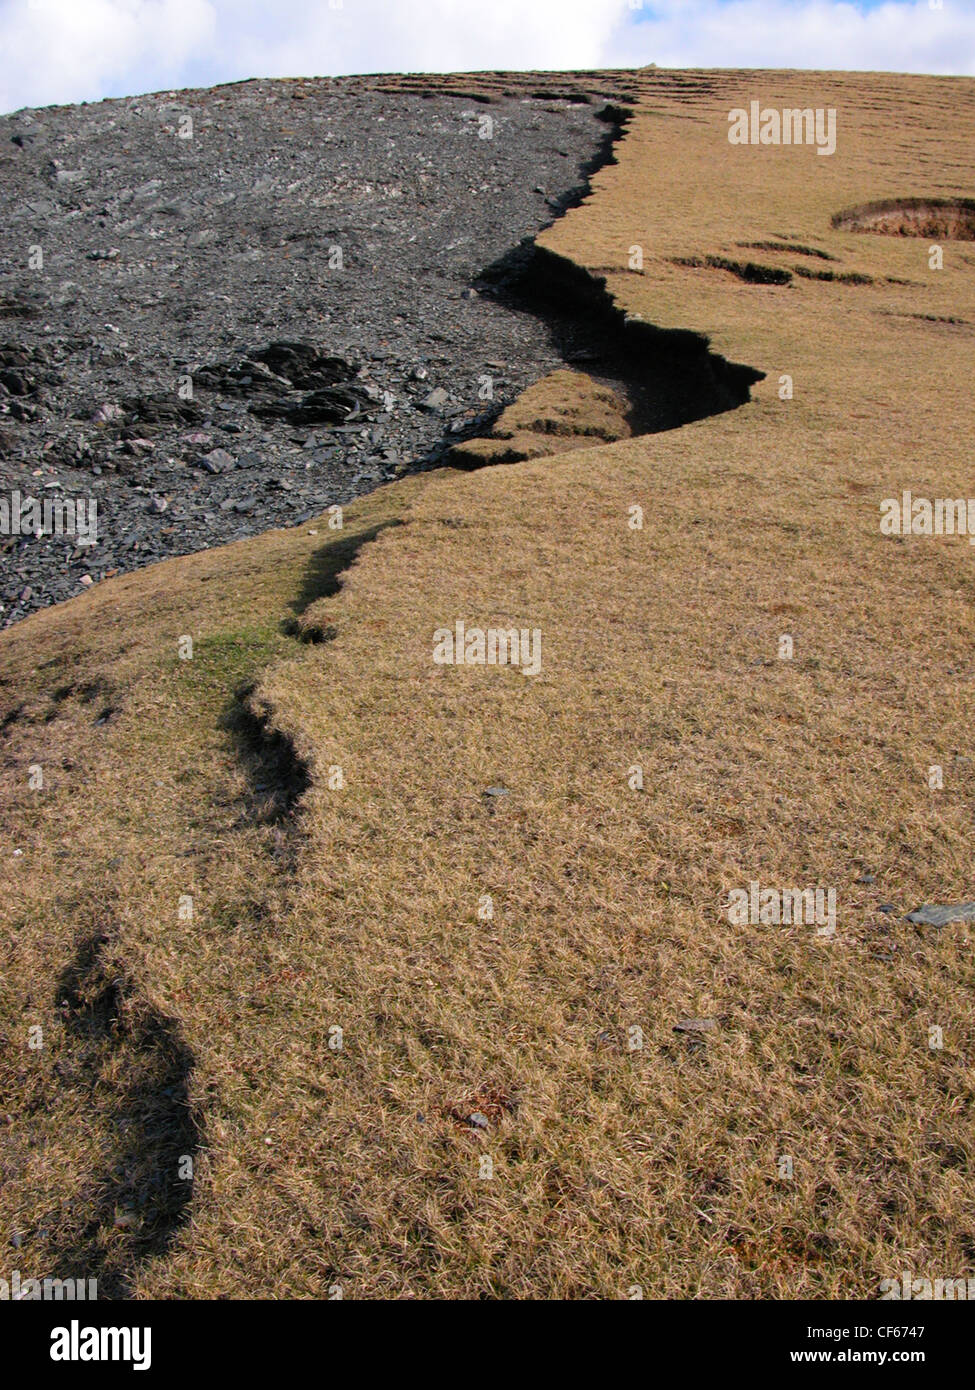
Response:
608,1,975,76
0,0,218,112
0,0,972,116
197,0,632,85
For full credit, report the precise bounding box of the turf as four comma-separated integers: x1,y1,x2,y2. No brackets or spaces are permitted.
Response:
2,68,975,1300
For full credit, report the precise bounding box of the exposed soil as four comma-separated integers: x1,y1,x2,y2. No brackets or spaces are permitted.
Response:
832,196,975,240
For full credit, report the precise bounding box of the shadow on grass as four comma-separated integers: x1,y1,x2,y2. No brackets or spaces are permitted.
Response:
472,241,765,448
222,685,310,827
283,518,405,641
49,930,197,1299
220,519,405,827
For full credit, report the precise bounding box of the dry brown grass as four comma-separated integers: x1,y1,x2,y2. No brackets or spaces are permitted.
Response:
3,69,975,1300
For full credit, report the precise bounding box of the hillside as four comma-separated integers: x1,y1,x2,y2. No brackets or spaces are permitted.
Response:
2,68,975,1299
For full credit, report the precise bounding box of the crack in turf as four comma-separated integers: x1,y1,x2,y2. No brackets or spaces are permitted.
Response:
224,685,311,828
833,197,975,240
452,106,764,464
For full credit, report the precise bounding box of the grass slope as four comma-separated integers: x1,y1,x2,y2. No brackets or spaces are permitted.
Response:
2,69,975,1299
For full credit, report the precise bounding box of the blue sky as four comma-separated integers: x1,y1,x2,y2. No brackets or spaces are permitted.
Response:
1,0,974,115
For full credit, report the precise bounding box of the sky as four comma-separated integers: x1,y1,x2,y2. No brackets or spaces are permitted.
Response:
1,0,973,115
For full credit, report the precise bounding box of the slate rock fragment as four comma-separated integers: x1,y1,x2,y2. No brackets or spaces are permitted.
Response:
904,902,975,927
